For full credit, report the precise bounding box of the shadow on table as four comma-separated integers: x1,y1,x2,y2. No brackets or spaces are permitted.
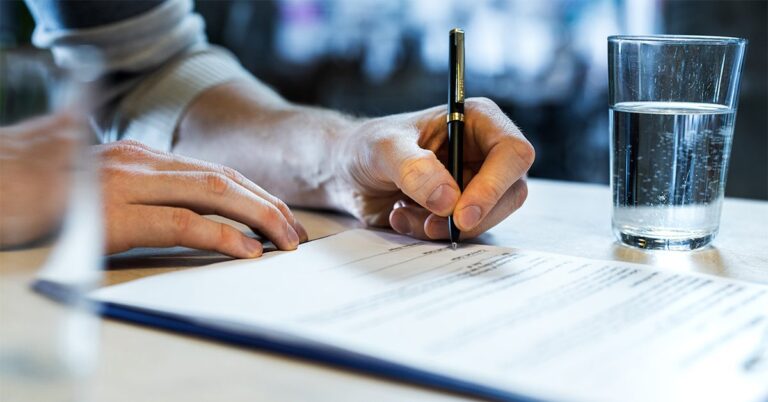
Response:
106,246,231,270
610,242,726,277
107,244,279,270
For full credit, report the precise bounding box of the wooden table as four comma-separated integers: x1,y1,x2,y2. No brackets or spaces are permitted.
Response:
2,179,767,402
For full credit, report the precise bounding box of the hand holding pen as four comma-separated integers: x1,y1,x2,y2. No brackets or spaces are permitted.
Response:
351,29,534,242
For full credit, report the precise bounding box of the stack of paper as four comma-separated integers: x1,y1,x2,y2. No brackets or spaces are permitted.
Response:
38,229,768,402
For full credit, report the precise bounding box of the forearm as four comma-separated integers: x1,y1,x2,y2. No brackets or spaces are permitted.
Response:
172,79,363,212
173,79,534,239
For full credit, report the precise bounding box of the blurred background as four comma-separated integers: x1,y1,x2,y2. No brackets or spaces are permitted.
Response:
2,0,766,199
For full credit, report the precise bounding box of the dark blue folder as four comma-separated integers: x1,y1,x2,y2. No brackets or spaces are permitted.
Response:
33,279,544,402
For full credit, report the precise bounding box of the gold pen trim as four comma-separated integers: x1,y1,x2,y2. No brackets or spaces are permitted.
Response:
446,112,465,123
454,31,465,103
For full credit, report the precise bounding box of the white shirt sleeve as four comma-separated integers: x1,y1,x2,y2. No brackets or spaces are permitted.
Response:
29,0,254,152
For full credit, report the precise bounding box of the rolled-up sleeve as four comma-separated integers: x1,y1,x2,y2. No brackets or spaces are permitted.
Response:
25,0,253,151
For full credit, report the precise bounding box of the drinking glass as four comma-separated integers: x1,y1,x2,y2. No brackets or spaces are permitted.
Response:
608,35,747,250
0,48,102,402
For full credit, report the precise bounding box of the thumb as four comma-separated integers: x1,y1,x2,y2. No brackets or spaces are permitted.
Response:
378,134,460,216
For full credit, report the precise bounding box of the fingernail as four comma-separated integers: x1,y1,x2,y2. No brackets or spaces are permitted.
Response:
295,220,309,243
426,184,458,213
458,205,482,230
390,209,412,235
287,226,300,247
426,216,448,239
242,237,262,257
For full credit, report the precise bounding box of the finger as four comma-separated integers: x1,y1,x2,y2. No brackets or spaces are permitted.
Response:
293,219,309,243
376,132,460,217
425,179,528,240
131,146,308,242
462,167,476,188
453,98,535,231
388,200,433,240
120,171,300,250
107,205,264,258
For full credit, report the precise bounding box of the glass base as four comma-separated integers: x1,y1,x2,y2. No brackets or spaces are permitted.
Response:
616,231,714,251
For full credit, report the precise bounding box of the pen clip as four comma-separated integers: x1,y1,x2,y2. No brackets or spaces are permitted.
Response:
454,30,465,104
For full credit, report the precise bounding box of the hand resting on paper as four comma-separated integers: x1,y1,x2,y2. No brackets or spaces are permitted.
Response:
96,140,308,258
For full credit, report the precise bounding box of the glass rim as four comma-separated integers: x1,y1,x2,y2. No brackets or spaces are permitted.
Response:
608,35,746,45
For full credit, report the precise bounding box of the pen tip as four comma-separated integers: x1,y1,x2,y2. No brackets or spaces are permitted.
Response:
451,242,458,250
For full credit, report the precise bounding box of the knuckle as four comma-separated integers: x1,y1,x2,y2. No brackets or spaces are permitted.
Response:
263,205,284,225
205,172,231,195
498,136,535,171
514,140,536,169
220,165,243,183
478,176,507,202
102,167,136,191
254,207,287,237
217,223,239,246
117,139,147,149
371,134,399,155
274,199,293,219
398,156,434,190
468,97,498,111
171,208,194,234
102,140,149,158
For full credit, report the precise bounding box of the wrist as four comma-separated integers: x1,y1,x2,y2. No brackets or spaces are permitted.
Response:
328,108,440,222
325,115,371,218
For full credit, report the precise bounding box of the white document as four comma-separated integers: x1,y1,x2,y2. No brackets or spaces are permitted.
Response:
92,229,768,402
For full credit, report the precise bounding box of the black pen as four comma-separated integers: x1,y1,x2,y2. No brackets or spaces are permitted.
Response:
447,28,464,250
